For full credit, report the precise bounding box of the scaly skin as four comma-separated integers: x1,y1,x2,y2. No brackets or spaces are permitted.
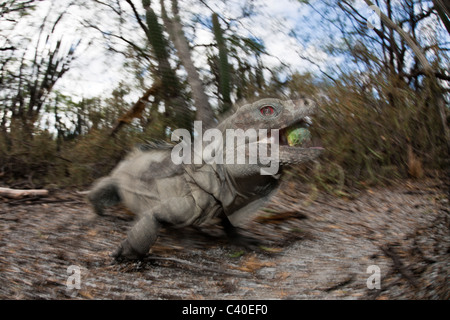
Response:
88,98,323,260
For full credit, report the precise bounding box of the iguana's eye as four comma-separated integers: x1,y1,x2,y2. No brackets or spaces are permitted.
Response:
260,105,274,116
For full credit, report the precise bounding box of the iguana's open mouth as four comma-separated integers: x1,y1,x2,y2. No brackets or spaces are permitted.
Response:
279,116,323,150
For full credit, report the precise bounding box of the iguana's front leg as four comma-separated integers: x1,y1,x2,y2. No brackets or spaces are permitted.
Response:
220,214,262,250
112,214,161,261
112,195,199,261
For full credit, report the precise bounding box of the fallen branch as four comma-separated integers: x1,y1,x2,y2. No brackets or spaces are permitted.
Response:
0,187,49,199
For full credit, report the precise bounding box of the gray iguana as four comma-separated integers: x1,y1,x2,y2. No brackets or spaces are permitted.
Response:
87,98,323,260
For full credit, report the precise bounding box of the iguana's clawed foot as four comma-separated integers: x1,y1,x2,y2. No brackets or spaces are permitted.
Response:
227,229,263,251
111,239,145,261
221,216,263,251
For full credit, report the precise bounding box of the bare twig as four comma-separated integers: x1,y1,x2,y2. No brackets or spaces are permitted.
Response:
144,255,248,278
380,245,419,289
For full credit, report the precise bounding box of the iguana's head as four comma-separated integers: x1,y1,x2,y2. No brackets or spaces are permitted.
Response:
218,98,323,176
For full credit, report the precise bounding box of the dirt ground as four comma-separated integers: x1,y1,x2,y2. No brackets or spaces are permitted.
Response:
0,177,448,300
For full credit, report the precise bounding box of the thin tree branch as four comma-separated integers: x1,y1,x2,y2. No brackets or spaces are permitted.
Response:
125,0,149,35
110,80,162,137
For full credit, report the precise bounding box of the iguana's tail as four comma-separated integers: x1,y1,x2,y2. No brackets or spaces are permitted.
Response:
87,177,121,216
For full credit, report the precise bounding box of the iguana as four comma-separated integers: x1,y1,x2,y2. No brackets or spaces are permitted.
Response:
87,98,323,260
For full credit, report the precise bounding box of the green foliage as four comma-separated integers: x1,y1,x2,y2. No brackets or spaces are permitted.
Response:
0,125,59,186
212,12,231,114
145,7,168,63
62,129,130,186
142,1,194,134
143,2,182,100
0,82,149,187
308,72,447,188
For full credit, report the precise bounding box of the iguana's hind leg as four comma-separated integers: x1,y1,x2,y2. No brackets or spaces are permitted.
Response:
87,177,121,216
112,215,161,261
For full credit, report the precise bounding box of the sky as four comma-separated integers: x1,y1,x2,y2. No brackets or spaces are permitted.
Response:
2,0,350,103
8,0,445,106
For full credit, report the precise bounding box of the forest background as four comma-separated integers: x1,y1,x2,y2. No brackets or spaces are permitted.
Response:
1,0,449,191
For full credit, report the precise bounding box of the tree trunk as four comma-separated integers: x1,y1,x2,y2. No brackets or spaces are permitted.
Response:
212,12,232,114
160,0,216,130
142,0,193,131
364,0,450,154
